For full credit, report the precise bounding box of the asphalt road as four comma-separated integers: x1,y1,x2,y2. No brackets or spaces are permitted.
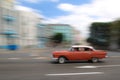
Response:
0,49,120,80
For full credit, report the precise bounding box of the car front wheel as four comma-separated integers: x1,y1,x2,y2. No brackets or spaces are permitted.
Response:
91,57,99,63
58,57,66,64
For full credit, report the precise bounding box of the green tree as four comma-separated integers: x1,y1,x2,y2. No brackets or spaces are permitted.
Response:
110,19,120,49
87,22,111,47
51,33,64,44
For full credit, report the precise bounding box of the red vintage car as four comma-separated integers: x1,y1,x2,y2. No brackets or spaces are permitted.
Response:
52,45,107,63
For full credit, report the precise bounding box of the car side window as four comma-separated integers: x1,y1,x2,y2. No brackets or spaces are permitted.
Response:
70,47,77,51
84,48,93,51
70,47,93,52
74,47,79,51
79,47,85,51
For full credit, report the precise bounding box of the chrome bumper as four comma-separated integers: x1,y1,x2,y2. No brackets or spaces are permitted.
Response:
52,58,58,62
105,56,108,58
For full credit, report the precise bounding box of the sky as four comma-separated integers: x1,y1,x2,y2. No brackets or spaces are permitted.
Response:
15,0,120,38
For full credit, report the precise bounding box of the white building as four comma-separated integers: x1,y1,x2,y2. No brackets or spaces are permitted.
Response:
17,10,41,48
0,0,19,49
0,0,42,49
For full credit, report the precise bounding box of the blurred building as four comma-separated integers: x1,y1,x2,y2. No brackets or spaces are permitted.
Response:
36,24,52,48
72,29,89,45
18,11,41,48
0,0,42,49
0,0,19,49
0,0,15,9
37,24,75,47
72,29,81,44
0,0,81,49
48,24,74,42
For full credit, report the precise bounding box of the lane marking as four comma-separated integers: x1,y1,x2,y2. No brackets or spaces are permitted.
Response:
0,57,50,60
30,53,39,56
46,72,104,76
109,56,120,58
75,66,97,68
32,57,47,59
8,58,21,60
75,64,120,68
32,57,50,60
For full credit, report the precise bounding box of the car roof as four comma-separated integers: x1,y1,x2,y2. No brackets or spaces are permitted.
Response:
72,45,94,49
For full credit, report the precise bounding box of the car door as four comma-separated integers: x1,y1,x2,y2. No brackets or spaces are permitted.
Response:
80,51,92,60
67,47,81,60
76,47,92,60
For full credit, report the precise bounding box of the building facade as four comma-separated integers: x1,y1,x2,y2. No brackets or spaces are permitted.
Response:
48,24,74,42
18,11,40,48
0,0,19,49
0,0,42,49
37,24,53,48
37,24,74,47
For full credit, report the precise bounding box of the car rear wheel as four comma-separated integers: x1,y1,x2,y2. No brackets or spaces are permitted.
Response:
58,57,66,64
91,57,99,63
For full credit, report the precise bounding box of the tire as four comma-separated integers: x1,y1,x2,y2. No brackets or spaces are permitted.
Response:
91,57,99,63
58,57,66,64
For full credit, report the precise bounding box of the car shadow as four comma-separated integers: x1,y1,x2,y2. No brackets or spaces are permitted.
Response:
50,60,106,64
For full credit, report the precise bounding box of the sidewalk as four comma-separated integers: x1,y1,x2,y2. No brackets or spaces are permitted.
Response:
0,48,49,54
0,47,64,54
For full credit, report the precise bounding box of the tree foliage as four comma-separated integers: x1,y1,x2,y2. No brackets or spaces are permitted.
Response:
51,33,64,43
87,19,120,49
87,22,111,46
110,19,120,47
111,20,120,37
